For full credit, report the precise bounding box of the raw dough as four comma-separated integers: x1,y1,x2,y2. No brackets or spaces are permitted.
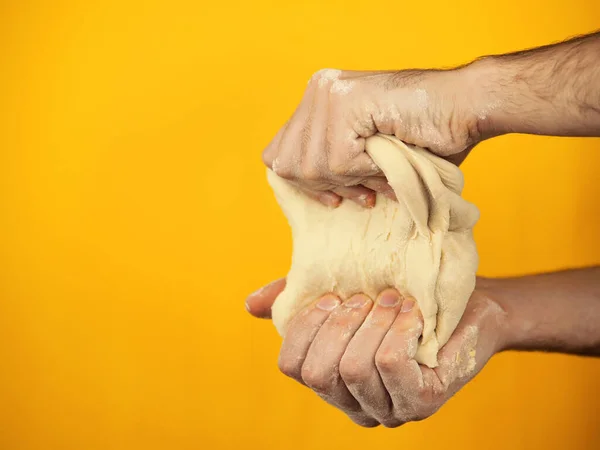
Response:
267,134,479,367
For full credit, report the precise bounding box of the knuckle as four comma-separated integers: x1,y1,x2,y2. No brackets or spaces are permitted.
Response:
307,70,322,87
261,150,273,167
381,418,404,428
277,355,299,379
350,416,380,428
301,365,333,392
399,405,434,423
410,410,432,422
301,163,322,182
418,402,440,420
395,409,417,424
272,159,294,179
308,68,341,88
339,356,370,385
375,348,399,373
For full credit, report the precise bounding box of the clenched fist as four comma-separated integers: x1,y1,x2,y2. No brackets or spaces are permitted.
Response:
262,67,482,207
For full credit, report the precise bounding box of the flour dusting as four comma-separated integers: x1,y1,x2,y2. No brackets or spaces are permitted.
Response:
331,79,354,95
414,88,429,110
313,68,342,87
271,157,281,174
477,99,502,120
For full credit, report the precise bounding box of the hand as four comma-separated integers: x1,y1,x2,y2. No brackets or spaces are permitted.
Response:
262,68,481,208
246,280,507,427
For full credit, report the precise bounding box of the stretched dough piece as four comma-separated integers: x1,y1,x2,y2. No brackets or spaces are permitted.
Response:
267,134,479,367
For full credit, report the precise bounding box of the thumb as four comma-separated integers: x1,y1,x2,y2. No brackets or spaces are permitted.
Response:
245,278,286,319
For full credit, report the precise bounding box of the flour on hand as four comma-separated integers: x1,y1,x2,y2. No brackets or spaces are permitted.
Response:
267,134,479,368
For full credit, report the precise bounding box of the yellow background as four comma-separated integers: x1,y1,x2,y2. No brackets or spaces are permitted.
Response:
1,1,599,449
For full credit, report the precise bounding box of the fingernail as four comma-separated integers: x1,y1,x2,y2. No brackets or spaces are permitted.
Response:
378,291,399,307
316,296,341,311
400,298,415,313
245,301,251,312
344,294,369,308
248,285,265,298
358,194,374,208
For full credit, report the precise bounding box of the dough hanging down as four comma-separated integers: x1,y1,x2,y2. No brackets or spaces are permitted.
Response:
267,134,479,368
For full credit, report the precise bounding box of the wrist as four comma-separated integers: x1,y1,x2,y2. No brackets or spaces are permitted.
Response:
458,56,513,141
474,277,518,353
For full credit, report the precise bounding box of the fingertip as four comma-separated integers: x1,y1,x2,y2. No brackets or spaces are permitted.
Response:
245,279,286,319
377,289,401,308
245,296,273,319
389,296,423,334
400,296,423,325
332,186,376,208
319,192,342,208
399,297,415,313
315,294,341,311
343,293,372,309
357,193,376,208
403,297,424,324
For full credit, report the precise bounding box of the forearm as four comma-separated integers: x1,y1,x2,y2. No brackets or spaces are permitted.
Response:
463,31,600,139
481,267,600,356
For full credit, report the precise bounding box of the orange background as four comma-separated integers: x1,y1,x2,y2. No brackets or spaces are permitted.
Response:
1,1,599,449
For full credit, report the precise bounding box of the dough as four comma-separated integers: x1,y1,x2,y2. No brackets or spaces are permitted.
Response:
267,134,479,368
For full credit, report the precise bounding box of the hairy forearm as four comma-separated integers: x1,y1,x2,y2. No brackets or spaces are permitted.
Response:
464,31,600,139
481,267,600,356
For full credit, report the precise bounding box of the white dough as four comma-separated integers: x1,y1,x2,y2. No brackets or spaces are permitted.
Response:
267,134,479,367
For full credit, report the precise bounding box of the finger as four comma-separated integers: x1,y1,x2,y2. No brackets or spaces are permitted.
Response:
262,120,289,170
376,297,425,419
340,289,403,427
325,111,381,182
293,185,342,208
302,294,378,427
245,278,286,319
331,185,377,208
347,151,385,179
361,177,397,201
300,71,330,186
274,86,316,180
433,298,486,390
278,295,341,385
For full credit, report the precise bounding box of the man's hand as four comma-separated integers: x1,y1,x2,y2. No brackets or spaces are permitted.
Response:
247,268,600,426
262,68,480,208
262,32,600,208
246,280,507,427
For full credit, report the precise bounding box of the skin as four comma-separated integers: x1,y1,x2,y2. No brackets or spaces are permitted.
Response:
262,31,600,207
246,268,600,427
251,32,600,426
